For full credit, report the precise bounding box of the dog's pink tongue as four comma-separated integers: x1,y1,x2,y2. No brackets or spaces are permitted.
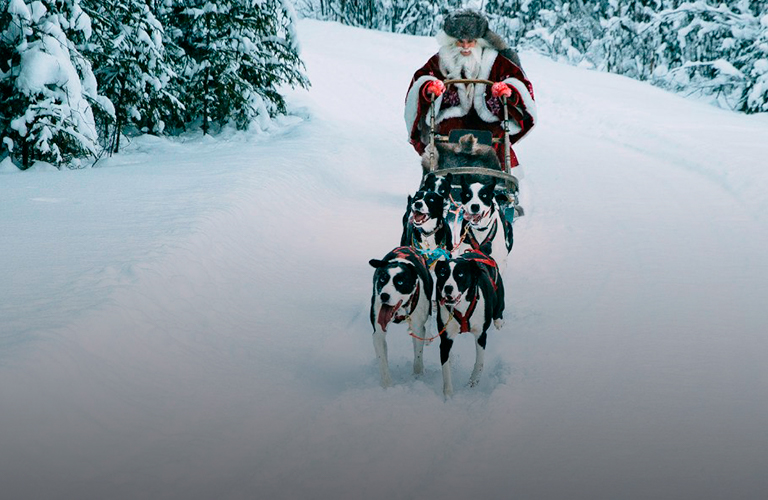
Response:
377,300,403,332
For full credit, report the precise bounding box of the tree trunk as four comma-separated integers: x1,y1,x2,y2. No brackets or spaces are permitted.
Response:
113,77,126,154
22,136,30,170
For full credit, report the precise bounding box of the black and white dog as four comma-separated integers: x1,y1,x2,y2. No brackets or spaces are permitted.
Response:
454,178,513,273
400,188,453,267
434,250,504,397
369,247,434,388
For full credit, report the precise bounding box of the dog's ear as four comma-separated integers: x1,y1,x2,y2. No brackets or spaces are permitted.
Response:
480,181,497,201
369,259,386,268
423,172,435,187
457,257,483,282
444,173,453,186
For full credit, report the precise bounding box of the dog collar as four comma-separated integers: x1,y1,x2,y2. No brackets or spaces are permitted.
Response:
415,219,443,238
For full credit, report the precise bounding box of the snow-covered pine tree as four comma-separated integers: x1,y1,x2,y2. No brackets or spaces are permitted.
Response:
295,0,455,35
483,0,529,49
82,0,183,152
485,0,597,63
737,5,768,113
1,2,22,161
387,0,447,35
584,1,655,78
165,0,309,134
647,2,748,108
0,0,111,169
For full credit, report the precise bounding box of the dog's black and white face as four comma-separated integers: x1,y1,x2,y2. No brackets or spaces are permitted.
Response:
434,259,477,307
409,189,445,233
460,180,496,227
422,173,453,200
369,260,418,331
422,173,454,217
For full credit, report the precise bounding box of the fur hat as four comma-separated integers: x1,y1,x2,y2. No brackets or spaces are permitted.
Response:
439,9,518,64
443,9,489,40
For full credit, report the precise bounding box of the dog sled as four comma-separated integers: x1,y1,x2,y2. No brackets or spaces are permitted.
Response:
423,78,523,219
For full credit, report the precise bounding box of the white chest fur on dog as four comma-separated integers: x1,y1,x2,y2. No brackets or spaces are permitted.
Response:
369,247,433,388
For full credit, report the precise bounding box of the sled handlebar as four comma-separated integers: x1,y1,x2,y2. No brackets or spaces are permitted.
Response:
443,79,495,86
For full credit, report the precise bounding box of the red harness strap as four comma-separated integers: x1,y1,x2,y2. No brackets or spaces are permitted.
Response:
391,246,421,263
460,250,500,292
448,293,478,333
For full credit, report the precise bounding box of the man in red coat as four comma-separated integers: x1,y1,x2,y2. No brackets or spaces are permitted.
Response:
405,9,537,169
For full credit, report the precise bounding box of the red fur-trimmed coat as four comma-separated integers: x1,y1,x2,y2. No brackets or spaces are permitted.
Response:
404,50,536,168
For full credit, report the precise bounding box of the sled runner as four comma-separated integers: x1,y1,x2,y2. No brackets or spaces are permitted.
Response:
423,78,523,218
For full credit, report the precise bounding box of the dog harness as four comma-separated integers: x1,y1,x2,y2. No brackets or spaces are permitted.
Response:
461,249,500,292
415,245,451,268
446,291,479,333
390,246,425,265
409,219,448,264
462,218,498,252
394,282,420,324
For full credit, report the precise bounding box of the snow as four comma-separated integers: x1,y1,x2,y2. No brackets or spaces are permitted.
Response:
0,156,20,173
2,18,768,500
15,48,68,97
8,0,31,19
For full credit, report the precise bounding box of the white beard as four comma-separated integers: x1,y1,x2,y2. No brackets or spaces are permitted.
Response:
442,44,482,79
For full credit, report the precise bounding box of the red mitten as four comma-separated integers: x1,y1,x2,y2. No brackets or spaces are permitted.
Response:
492,82,522,106
423,80,445,101
491,82,512,99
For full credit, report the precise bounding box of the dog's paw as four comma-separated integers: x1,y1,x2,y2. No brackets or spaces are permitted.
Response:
380,376,393,389
468,371,482,388
494,318,505,330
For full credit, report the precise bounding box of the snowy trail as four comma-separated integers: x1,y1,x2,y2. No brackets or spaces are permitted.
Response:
1,20,768,500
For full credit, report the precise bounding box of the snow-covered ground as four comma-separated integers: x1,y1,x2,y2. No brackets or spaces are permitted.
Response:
2,19,768,500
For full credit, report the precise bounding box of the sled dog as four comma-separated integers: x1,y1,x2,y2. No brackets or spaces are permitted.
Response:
369,247,433,388
454,178,513,273
434,251,504,397
400,189,452,257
